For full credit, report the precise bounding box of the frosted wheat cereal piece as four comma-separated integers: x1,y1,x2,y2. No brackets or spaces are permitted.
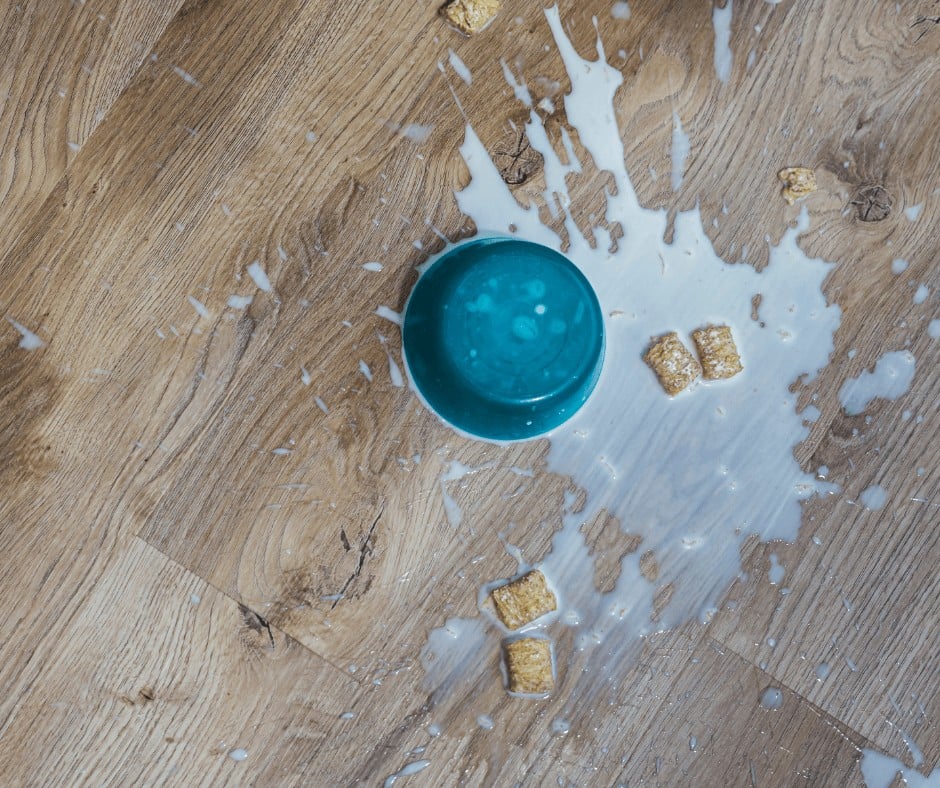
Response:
490,570,557,630
777,166,817,205
692,324,743,380
503,637,554,696
643,332,701,395
441,0,501,35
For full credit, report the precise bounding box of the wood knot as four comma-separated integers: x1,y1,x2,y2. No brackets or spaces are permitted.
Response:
491,125,542,186
851,185,892,222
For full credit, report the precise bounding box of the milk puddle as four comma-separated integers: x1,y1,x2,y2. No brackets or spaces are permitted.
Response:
420,1,842,740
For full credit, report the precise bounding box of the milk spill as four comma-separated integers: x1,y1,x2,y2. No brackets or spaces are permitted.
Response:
421,2,843,726
838,351,916,416
859,748,938,788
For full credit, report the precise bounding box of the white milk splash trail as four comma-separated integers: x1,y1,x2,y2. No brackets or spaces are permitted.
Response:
421,4,841,718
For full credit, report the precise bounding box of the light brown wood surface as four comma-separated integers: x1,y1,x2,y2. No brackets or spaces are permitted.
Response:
0,0,937,785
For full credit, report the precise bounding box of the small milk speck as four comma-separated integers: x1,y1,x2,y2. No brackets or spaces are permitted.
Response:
227,748,248,762
246,261,272,293
611,1,631,19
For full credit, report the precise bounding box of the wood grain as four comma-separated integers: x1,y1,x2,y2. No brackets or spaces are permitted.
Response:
0,0,937,784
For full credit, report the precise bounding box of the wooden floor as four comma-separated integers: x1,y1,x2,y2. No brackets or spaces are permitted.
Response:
0,0,937,785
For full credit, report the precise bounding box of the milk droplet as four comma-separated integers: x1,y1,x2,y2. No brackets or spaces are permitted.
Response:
552,718,571,735
859,484,887,511
759,687,784,710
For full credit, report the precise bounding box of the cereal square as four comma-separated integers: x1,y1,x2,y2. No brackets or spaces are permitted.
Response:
644,332,701,395
491,570,557,630
692,324,743,380
504,637,554,696
777,166,817,205
441,0,501,35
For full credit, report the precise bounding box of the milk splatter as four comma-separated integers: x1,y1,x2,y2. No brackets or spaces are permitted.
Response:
891,258,909,274
500,60,533,107
378,334,404,387
376,305,402,326
390,123,434,144
438,460,493,529
383,760,431,787
187,295,211,319
859,748,937,787
227,748,248,762
246,261,272,292
228,294,253,309
904,203,923,221
552,718,571,735
611,1,631,19
929,319,940,339
6,318,45,350
839,351,916,415
759,687,783,710
671,112,690,191
172,66,200,87
448,49,473,85
913,283,929,304
859,484,887,511
712,1,734,83
768,553,785,585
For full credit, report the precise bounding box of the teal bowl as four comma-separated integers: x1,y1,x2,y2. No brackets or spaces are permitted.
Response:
402,237,605,441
